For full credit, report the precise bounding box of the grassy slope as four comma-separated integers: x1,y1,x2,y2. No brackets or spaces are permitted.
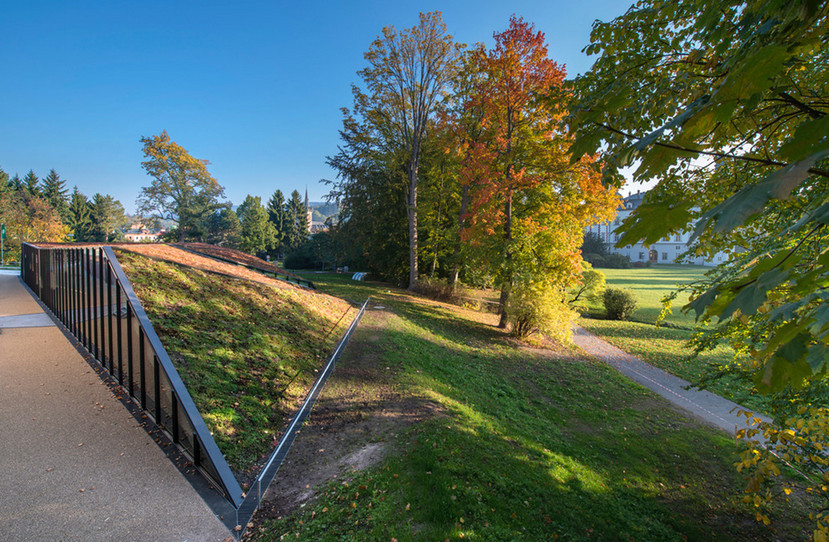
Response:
116,250,356,473
578,266,766,412
249,273,812,541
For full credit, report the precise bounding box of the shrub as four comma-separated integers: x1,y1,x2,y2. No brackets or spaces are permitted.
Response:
603,288,638,320
568,261,606,310
507,278,575,342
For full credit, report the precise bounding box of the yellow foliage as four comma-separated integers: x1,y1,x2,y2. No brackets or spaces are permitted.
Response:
737,408,829,541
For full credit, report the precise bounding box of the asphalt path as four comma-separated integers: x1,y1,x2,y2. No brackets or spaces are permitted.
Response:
0,272,232,542
572,323,771,441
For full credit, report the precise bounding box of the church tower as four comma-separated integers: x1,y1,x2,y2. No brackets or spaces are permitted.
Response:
305,187,313,233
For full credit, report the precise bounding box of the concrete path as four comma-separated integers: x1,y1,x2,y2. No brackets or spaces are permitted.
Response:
0,273,232,542
572,324,771,438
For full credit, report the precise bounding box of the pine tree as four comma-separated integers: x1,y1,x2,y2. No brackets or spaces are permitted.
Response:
41,169,69,220
267,189,287,257
236,195,275,255
67,187,93,242
8,174,22,192
284,190,308,252
23,170,40,197
0,167,9,193
90,193,126,242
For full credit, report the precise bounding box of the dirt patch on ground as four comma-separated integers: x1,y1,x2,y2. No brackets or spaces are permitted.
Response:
248,307,443,525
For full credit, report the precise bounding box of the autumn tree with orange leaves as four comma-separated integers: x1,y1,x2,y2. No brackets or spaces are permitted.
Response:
454,17,617,337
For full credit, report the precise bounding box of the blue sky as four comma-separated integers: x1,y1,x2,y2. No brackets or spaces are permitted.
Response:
1,0,635,214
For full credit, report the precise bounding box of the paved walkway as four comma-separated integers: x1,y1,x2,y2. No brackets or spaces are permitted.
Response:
571,324,771,438
0,272,232,542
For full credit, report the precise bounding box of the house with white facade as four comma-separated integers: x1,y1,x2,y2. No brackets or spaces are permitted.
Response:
586,191,729,266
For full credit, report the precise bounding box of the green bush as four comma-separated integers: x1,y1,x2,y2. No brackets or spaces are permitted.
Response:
603,287,638,320
506,278,575,342
568,261,606,310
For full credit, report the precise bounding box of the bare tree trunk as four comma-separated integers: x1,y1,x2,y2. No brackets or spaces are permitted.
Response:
407,159,419,290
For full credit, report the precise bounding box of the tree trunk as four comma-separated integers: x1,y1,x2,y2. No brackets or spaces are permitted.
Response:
497,188,513,329
407,159,419,290
448,184,469,287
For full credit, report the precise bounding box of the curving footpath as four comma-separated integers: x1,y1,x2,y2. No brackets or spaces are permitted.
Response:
0,271,232,542
572,324,771,438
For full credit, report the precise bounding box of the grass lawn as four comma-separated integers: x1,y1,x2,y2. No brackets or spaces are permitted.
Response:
585,265,710,328
116,251,357,474
246,272,813,541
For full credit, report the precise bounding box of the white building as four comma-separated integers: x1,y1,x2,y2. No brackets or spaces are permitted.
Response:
586,191,729,266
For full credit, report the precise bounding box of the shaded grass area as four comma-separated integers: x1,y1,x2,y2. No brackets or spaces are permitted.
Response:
247,273,812,541
115,252,356,474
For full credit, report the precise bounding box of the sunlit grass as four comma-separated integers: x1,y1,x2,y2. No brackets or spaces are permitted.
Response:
116,252,357,473
247,272,813,541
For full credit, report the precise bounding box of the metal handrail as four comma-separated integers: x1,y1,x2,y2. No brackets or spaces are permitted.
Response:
21,243,243,506
20,242,368,535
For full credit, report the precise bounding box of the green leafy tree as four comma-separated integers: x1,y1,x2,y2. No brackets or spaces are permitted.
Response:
568,261,606,308
137,131,226,242
581,231,609,259
67,187,93,242
237,195,276,255
267,189,287,257
352,11,463,289
41,169,69,221
571,0,828,534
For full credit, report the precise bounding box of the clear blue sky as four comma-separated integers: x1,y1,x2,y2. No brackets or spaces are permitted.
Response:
1,0,635,214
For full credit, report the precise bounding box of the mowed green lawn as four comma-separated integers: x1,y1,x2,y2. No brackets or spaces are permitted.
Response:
585,265,710,328
578,265,766,412
245,272,814,541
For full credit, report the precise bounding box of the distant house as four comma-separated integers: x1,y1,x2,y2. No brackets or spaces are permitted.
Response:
586,190,729,266
124,227,164,243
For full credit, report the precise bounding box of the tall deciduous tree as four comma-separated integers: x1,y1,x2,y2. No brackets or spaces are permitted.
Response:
0,191,69,261
354,11,463,289
571,0,828,533
459,17,618,329
137,131,225,242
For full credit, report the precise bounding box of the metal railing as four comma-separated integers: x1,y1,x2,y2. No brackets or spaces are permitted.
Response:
21,243,244,507
21,242,369,535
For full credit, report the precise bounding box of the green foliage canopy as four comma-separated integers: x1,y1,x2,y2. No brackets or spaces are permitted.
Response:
137,131,225,242
571,0,829,391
